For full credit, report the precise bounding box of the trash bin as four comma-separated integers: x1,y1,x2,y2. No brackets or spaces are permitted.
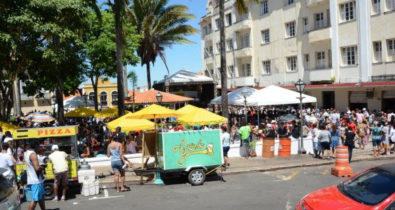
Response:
262,138,275,158
279,137,291,157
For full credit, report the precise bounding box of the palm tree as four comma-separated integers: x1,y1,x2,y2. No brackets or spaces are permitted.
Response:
127,70,137,111
128,0,198,89
218,0,255,124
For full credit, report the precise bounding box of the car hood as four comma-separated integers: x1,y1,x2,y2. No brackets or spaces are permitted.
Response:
304,186,367,210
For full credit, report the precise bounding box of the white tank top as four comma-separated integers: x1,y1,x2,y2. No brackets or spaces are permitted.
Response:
24,150,43,185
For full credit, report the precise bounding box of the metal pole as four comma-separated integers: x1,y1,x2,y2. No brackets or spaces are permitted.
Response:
244,98,247,124
299,92,306,154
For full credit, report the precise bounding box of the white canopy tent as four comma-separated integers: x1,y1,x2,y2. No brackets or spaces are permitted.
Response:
248,85,317,106
64,96,94,109
210,87,258,106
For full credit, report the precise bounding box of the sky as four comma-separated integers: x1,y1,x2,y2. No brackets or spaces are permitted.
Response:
95,0,206,88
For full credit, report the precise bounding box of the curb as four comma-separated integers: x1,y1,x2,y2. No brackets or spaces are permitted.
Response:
98,155,394,185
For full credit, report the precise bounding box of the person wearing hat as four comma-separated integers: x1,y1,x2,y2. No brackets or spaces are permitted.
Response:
113,126,125,143
48,144,69,201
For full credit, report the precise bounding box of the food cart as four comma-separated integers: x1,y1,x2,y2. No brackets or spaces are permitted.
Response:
13,126,80,199
153,129,223,185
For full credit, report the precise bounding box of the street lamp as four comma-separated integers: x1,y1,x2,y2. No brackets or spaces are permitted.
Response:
295,79,306,154
241,89,248,124
156,92,163,104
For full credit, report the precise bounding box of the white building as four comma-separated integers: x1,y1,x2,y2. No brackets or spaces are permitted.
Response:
200,0,395,112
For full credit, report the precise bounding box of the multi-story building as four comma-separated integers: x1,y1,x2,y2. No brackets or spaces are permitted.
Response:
200,0,395,111
82,78,118,109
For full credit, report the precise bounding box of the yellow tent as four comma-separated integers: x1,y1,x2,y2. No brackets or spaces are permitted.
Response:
0,121,21,133
177,108,227,126
65,107,96,117
175,104,200,115
94,107,130,118
126,104,180,120
107,113,155,132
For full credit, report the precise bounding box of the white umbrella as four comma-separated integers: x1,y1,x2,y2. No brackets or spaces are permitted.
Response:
63,96,94,108
210,87,258,106
248,85,317,106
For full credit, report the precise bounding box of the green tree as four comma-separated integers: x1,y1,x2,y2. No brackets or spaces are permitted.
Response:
128,0,198,89
84,10,139,111
127,70,137,111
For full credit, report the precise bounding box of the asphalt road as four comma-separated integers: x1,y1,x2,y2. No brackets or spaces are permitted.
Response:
23,159,394,210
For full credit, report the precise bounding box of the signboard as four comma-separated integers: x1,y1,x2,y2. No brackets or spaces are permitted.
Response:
159,130,223,170
13,126,78,140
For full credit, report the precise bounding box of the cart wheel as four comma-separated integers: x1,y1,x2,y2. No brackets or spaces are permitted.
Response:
44,182,54,200
188,169,205,186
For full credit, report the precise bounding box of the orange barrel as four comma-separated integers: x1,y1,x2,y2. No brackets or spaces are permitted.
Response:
279,137,291,157
262,138,275,158
331,146,353,177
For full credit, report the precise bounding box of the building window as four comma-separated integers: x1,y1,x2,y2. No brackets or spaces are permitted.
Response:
100,92,108,106
372,0,381,14
111,91,117,105
226,13,232,26
285,21,296,38
226,39,233,51
286,0,294,6
315,12,324,29
239,33,250,48
88,92,95,101
260,0,269,15
340,1,356,22
215,18,220,30
304,54,310,70
373,41,382,63
241,63,251,76
228,65,235,78
287,56,297,72
303,17,309,33
388,39,395,56
386,0,395,11
341,46,357,66
262,60,271,75
316,51,326,69
261,29,270,44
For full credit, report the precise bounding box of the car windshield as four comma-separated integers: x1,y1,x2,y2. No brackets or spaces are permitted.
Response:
0,175,13,202
338,168,395,206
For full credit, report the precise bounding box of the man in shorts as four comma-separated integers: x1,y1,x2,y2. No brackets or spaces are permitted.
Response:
48,144,69,201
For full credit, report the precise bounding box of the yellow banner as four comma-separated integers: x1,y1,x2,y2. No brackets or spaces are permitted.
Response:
13,126,78,140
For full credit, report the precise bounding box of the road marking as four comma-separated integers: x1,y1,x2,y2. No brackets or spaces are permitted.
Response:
285,200,292,210
277,170,300,181
88,195,125,200
321,169,329,175
103,185,109,197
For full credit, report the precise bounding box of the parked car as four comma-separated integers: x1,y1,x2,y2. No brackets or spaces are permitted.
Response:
296,163,395,210
0,168,21,210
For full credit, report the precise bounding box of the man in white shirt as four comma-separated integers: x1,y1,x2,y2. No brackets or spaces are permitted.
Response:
48,145,69,201
0,143,15,180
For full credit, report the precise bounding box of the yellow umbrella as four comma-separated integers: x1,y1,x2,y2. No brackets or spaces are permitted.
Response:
0,121,21,133
177,108,227,126
94,107,130,118
175,104,200,115
126,104,180,120
65,107,96,117
107,113,155,132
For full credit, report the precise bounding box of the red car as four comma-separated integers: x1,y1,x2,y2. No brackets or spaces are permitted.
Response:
296,163,395,210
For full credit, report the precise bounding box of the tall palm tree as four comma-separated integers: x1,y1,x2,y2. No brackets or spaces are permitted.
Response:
218,0,255,124
128,0,198,89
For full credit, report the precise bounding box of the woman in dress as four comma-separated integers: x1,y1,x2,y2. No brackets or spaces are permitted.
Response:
330,123,340,157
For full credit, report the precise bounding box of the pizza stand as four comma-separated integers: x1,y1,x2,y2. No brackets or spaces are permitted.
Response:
12,126,80,200
127,104,226,185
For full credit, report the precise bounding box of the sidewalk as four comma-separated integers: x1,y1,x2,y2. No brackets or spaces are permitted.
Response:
94,144,394,184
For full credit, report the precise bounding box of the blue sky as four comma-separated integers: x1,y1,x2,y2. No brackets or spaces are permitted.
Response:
95,0,206,88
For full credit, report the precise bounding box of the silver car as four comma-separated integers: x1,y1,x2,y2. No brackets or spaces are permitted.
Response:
0,168,21,210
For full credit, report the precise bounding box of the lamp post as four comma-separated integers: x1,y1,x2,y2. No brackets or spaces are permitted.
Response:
241,89,248,124
156,92,163,104
295,79,306,154
154,91,164,185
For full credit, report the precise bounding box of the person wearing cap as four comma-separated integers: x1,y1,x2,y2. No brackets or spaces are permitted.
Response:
48,145,69,201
